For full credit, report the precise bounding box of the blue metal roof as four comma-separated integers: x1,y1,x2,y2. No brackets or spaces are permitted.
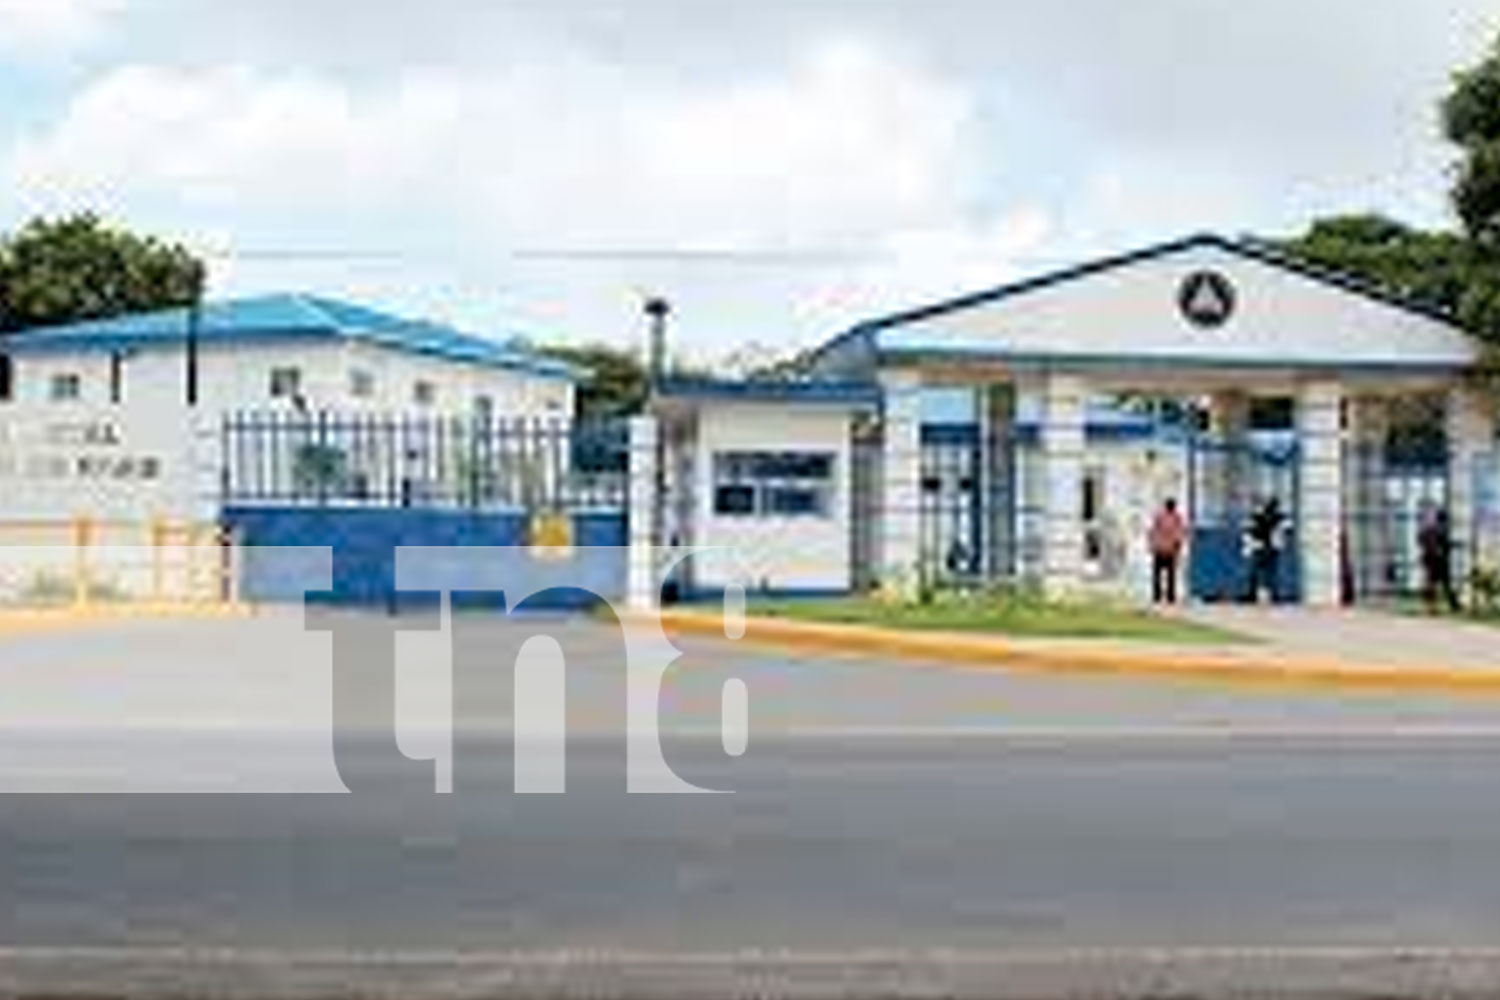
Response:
654,376,882,407
0,293,576,381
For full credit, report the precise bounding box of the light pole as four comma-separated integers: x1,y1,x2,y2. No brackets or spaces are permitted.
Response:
644,296,671,389
185,261,205,408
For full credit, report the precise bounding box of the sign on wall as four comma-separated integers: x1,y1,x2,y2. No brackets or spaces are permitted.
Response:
0,419,166,484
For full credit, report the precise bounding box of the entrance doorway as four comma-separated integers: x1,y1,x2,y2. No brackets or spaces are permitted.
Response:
1187,431,1301,603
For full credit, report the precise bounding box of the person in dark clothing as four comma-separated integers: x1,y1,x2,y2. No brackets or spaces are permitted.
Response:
1419,506,1461,614
1243,497,1286,605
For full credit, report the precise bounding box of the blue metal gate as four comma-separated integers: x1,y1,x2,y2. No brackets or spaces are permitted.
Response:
1187,433,1301,603
220,413,630,608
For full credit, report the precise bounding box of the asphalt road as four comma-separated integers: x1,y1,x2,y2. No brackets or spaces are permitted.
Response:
6,612,1500,996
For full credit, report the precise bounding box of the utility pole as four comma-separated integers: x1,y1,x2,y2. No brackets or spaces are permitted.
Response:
186,261,205,407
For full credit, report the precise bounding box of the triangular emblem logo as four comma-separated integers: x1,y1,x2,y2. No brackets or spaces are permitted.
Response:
1179,271,1236,328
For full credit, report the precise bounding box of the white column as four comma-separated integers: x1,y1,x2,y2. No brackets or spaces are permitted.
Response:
1346,395,1390,601
190,409,224,523
1014,379,1044,584
1447,386,1497,589
626,414,660,611
1297,379,1344,606
879,371,923,594
1039,372,1086,597
1212,391,1252,518
981,383,1017,582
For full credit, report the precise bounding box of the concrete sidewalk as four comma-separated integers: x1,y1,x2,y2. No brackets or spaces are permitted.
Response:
0,602,250,637
1169,604,1500,672
659,605,1500,694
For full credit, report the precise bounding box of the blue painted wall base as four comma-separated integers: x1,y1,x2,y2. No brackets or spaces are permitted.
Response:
224,506,628,610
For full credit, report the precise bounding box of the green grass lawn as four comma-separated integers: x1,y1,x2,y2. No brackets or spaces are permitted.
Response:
1392,598,1500,626
747,591,1248,645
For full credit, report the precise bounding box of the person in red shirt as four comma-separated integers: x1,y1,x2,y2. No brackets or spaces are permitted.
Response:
1148,498,1188,605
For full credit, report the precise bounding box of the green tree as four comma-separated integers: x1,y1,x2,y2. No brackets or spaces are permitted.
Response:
532,342,651,419
1444,36,1500,248
1271,214,1473,314
0,213,205,334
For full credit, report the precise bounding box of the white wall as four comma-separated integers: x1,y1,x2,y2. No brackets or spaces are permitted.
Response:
8,337,572,418
690,402,853,594
0,337,576,527
336,341,573,417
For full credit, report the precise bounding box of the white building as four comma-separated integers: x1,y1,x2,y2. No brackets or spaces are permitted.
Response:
652,233,1500,606
0,293,576,524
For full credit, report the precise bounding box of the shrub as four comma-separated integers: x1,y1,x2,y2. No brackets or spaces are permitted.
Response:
1470,564,1500,615
292,443,348,498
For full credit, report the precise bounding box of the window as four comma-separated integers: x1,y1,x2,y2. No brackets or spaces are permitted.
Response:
413,380,437,407
1082,466,1105,562
109,352,125,404
269,367,302,401
348,368,375,399
1082,467,1103,524
0,355,11,403
49,372,82,402
712,450,835,519
714,484,757,516
474,394,495,423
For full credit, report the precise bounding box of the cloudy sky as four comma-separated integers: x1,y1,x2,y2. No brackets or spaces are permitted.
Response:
1,0,1498,363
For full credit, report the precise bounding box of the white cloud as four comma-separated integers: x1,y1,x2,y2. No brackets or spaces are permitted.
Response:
0,0,122,56
5,41,1050,353
7,42,976,249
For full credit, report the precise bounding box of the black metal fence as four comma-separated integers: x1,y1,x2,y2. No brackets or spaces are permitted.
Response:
222,411,630,511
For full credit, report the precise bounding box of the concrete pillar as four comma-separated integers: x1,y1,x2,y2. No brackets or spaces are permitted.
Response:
1297,379,1344,606
1013,380,1044,584
626,414,660,612
1447,386,1497,590
1346,396,1391,601
981,383,1017,582
191,411,224,523
1211,391,1253,519
879,371,923,594
1038,372,1087,597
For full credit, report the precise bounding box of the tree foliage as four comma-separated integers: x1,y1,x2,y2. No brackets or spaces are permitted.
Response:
0,213,205,335
1444,35,1500,248
532,342,652,419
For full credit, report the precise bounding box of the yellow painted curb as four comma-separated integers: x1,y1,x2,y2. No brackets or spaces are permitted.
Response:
0,602,254,638
657,609,1500,696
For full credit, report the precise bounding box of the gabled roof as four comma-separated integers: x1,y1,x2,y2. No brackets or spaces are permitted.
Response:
815,231,1475,365
0,293,576,380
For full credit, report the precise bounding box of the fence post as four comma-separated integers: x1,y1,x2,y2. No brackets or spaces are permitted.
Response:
150,517,168,603
219,524,240,606
627,415,660,612
72,516,93,609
